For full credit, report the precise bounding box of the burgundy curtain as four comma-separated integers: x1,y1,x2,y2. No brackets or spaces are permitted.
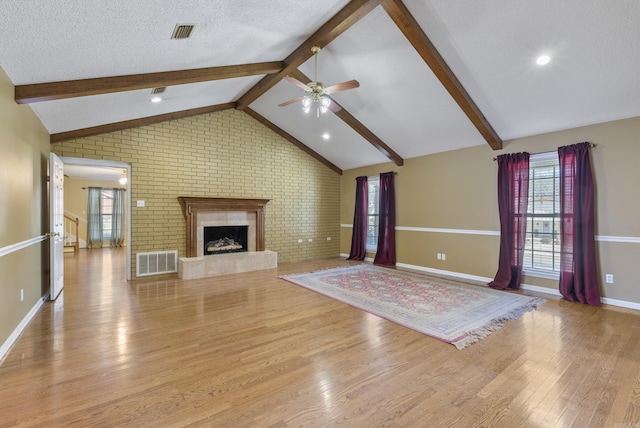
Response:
347,176,368,260
489,152,530,290
558,142,601,306
374,172,396,266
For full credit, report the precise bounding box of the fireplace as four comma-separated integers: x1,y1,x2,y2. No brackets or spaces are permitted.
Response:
177,197,276,280
178,197,270,258
203,225,248,255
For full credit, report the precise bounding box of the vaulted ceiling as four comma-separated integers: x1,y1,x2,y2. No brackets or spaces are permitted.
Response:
2,0,640,173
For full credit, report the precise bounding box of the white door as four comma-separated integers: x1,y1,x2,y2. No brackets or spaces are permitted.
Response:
50,153,64,300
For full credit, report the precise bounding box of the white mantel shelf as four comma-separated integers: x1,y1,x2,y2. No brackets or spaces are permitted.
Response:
178,251,277,280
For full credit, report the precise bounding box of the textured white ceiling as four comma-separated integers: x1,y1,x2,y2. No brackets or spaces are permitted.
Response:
32,77,265,133
408,0,640,140
0,0,350,82
2,0,640,170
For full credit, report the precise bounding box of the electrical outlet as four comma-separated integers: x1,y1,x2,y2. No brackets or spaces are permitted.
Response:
326,237,331,241
297,239,303,243
442,253,446,261
605,274,614,284
308,238,313,242
437,253,442,260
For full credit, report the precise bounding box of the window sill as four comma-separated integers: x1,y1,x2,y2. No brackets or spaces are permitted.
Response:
523,268,559,280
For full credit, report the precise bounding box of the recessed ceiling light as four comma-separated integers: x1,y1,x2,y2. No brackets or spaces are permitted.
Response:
322,133,330,140
150,96,162,103
536,54,551,66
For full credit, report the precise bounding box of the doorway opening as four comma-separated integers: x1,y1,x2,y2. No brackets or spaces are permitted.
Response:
59,157,132,281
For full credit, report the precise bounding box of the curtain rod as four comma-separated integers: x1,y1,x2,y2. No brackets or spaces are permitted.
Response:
492,143,596,161
367,172,398,177
82,187,127,190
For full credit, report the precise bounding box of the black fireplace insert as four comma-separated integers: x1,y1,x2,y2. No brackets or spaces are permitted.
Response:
203,225,248,255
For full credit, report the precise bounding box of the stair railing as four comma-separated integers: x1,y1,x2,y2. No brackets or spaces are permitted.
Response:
63,214,80,253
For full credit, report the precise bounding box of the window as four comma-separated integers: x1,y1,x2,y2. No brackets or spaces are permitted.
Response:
524,153,560,273
365,176,380,251
101,189,115,240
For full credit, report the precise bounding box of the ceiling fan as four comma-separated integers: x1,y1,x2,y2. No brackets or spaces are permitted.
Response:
279,46,359,116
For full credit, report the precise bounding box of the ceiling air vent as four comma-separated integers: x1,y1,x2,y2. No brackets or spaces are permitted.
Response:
151,87,166,95
171,24,195,40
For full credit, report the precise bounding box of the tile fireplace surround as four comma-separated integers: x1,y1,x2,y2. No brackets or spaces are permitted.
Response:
177,197,277,279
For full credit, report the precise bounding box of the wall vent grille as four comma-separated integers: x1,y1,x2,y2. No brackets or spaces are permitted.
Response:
171,24,195,40
136,250,178,277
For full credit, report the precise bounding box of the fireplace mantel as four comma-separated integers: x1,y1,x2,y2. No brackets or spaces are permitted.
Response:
178,197,269,258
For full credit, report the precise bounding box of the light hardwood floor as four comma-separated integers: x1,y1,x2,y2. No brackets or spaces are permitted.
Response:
1,248,639,427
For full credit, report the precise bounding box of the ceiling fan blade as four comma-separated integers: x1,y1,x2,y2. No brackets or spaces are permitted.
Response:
278,96,306,107
324,79,360,94
328,99,342,113
283,75,310,91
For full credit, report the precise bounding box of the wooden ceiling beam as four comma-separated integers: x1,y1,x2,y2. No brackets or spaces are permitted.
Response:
290,69,403,166
244,108,342,175
333,103,404,166
235,0,383,110
50,103,235,143
16,62,284,104
382,0,503,150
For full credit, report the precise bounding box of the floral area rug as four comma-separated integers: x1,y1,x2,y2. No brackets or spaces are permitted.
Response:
281,264,546,349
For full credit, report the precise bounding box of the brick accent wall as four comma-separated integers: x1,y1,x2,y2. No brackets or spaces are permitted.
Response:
52,109,341,276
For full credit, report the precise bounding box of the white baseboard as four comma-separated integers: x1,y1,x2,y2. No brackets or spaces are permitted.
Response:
0,295,47,363
396,262,493,285
341,254,639,311
601,297,640,311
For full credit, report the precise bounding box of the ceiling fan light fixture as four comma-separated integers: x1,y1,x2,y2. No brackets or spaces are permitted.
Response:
302,96,312,113
279,46,358,117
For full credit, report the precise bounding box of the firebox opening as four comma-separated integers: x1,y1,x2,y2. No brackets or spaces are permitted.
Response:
203,226,248,255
